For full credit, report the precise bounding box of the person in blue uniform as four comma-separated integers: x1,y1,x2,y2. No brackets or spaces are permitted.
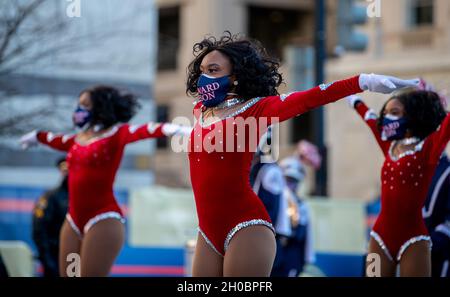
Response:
423,154,450,277
278,156,315,276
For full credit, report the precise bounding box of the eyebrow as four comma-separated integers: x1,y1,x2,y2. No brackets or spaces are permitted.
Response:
200,63,220,70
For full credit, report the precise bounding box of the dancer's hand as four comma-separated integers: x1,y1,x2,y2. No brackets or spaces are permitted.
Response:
161,123,192,136
345,95,362,108
359,73,420,94
20,130,38,149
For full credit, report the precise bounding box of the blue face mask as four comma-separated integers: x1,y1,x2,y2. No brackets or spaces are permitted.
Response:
381,114,408,141
286,179,299,194
197,74,231,107
72,105,92,129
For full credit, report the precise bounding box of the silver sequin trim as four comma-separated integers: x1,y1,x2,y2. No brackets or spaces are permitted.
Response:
62,134,73,143
66,214,82,238
199,97,263,128
224,219,275,253
388,140,424,162
75,124,121,146
397,235,432,261
83,211,125,234
280,92,295,101
128,124,139,134
364,109,378,121
198,227,224,257
46,132,56,142
147,122,162,134
214,97,245,109
370,230,394,262
319,82,335,91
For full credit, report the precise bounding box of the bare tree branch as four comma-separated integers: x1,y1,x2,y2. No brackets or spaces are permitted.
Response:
0,0,155,138
0,0,47,63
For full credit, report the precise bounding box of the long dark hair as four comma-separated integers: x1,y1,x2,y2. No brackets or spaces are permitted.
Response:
377,90,447,140
186,31,283,101
80,85,140,129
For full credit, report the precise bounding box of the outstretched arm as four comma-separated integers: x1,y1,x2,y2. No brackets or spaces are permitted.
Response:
20,130,76,152
123,122,192,144
255,75,362,123
252,74,419,123
425,112,450,164
347,95,391,155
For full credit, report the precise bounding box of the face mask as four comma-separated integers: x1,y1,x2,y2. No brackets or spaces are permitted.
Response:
197,74,231,107
286,180,299,193
381,114,408,141
72,105,92,130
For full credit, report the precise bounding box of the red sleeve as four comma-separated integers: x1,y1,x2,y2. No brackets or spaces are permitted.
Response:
37,131,76,152
121,123,166,144
120,122,192,144
423,113,450,164
354,101,391,156
250,75,363,123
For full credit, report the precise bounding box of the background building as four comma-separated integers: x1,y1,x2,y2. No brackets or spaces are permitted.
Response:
154,0,450,201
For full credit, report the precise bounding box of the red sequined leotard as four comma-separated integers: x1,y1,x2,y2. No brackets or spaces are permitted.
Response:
355,101,449,261
37,123,187,237
188,76,363,256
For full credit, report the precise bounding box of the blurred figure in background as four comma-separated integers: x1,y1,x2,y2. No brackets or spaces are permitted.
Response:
32,157,69,277
250,127,292,276
277,143,317,277
250,136,317,277
423,153,450,277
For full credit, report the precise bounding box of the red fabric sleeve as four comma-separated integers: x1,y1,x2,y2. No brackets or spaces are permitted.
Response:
354,101,391,156
424,113,450,164
37,131,76,152
250,75,363,123
121,123,166,144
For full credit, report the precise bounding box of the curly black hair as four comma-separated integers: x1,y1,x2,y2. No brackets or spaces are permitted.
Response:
377,90,447,140
186,31,283,101
80,85,141,129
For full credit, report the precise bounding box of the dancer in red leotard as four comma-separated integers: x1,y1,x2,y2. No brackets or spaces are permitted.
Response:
185,32,419,277
20,86,191,276
346,87,449,276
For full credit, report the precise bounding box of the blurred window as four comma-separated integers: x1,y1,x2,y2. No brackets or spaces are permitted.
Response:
409,0,434,27
157,6,180,71
247,5,305,61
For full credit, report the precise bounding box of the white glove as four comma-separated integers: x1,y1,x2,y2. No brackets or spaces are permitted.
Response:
20,130,39,150
346,95,362,108
161,123,192,136
359,73,420,94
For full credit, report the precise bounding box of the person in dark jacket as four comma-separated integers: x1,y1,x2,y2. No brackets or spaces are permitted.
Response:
32,157,69,277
